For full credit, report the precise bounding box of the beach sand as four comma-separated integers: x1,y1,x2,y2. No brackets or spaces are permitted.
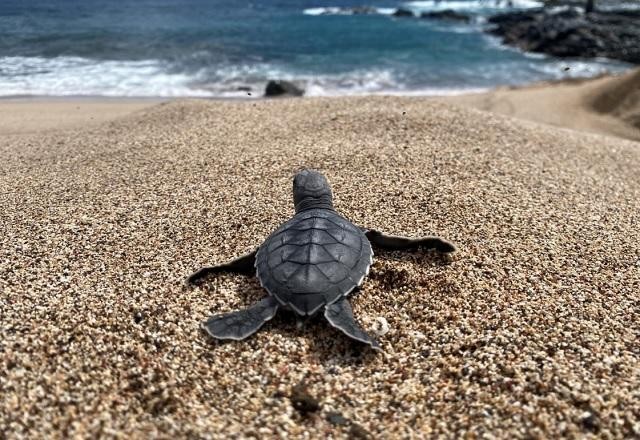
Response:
1,95,639,438
0,98,162,136
443,67,640,142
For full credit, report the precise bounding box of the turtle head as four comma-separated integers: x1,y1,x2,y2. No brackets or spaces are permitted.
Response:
293,169,334,213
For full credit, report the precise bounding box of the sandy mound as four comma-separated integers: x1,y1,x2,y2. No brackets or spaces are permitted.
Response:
588,67,640,130
443,68,640,142
1,98,638,438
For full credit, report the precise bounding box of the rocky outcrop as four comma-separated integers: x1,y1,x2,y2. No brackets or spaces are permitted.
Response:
488,8,640,64
264,80,305,97
349,6,378,14
392,8,414,17
420,10,471,23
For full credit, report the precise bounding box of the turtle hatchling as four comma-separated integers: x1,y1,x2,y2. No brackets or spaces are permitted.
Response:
187,169,456,350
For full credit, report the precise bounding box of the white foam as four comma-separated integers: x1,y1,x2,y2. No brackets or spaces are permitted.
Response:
405,0,542,12
0,55,630,99
600,2,640,11
303,6,398,16
0,56,489,98
303,7,343,15
0,56,212,97
303,1,544,18
289,69,488,96
533,59,630,80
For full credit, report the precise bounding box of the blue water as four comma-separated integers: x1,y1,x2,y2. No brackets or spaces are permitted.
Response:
0,0,632,97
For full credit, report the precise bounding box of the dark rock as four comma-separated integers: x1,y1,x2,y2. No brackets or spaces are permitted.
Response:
349,423,373,439
350,6,378,15
421,9,471,23
326,411,349,426
487,8,640,64
542,0,581,6
264,80,304,97
290,381,320,414
580,411,601,433
392,8,414,17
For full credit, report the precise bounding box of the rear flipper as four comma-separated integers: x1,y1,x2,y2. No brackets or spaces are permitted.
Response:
325,298,381,351
201,296,279,340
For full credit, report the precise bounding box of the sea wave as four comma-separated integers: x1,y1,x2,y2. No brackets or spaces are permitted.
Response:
532,59,631,79
600,2,640,10
0,56,210,97
304,0,637,17
200,66,478,96
303,7,396,16
303,7,342,15
0,56,487,97
404,0,543,12
0,55,630,98
304,0,543,18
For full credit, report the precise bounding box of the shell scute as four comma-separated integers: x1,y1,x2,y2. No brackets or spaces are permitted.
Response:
272,261,302,283
256,209,373,315
286,264,333,293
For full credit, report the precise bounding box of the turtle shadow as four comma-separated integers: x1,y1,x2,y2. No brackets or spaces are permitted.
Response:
366,250,455,292
195,274,265,307
284,312,381,365
304,323,382,366
196,279,380,363
200,306,379,365
372,248,455,267
195,250,452,362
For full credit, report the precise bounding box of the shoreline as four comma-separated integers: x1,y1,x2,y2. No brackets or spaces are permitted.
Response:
2,69,638,141
0,87,491,101
0,66,631,101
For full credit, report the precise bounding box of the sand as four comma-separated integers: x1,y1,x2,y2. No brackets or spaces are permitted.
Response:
0,98,162,136
443,67,640,142
1,96,639,439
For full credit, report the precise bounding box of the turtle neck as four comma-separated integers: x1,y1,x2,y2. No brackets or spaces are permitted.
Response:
294,195,334,213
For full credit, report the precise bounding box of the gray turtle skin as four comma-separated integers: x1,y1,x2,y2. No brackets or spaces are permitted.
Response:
187,169,456,351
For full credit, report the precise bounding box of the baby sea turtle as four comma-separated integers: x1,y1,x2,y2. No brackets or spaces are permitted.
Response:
187,169,455,350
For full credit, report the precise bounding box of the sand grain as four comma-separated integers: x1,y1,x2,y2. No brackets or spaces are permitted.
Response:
1,97,639,438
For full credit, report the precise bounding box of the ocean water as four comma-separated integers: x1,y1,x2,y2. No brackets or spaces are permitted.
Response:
0,0,632,97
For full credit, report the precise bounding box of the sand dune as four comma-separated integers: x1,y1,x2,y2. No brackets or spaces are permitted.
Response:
1,97,639,438
588,67,640,130
444,68,640,142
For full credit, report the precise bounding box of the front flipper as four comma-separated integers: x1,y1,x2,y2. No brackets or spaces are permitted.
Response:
325,299,381,351
201,296,279,340
187,249,257,285
364,229,455,253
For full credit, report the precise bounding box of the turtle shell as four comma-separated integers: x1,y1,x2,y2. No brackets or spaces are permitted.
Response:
255,209,373,316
